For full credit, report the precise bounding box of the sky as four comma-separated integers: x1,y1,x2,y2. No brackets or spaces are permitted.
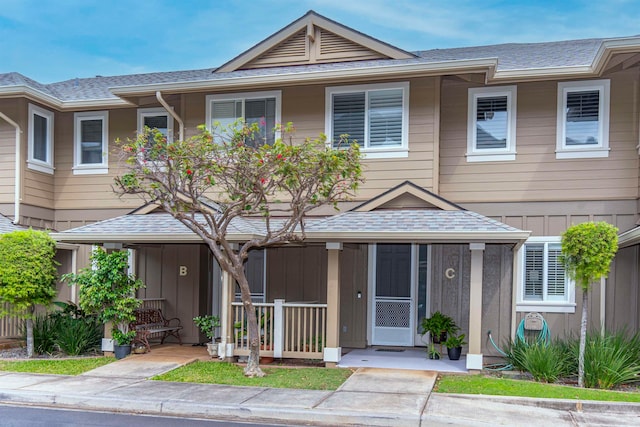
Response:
1,0,639,84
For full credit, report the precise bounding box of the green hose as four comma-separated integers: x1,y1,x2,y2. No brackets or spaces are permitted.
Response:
486,317,550,371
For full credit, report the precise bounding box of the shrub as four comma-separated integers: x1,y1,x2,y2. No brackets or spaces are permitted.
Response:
504,338,570,383
54,316,102,355
27,314,58,355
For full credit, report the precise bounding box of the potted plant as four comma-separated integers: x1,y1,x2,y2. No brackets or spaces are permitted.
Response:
112,329,136,359
445,333,467,361
193,314,220,356
62,248,144,359
420,311,458,345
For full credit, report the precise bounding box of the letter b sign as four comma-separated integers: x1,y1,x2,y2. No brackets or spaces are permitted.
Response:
179,265,188,277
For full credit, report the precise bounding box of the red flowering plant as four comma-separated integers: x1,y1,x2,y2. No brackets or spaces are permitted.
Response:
115,121,362,377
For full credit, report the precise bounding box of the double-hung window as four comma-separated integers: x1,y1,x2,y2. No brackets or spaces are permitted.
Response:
74,111,108,175
556,80,610,159
467,86,517,162
206,91,281,147
137,108,173,161
326,82,409,158
517,237,574,313
27,104,54,174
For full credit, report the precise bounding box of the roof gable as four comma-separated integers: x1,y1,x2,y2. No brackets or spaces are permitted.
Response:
352,181,463,212
216,10,415,72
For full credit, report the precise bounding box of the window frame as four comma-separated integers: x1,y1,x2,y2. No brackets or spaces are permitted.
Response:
73,111,109,175
205,90,282,145
325,82,409,159
556,79,610,159
466,85,517,162
516,237,575,313
137,107,174,143
27,103,54,174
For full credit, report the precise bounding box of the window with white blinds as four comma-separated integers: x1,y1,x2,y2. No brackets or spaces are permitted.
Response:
467,86,516,162
74,111,108,174
327,83,408,154
206,91,281,148
521,240,570,308
556,80,610,159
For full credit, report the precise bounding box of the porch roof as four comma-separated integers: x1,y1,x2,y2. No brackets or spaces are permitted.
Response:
51,209,529,245
0,214,24,234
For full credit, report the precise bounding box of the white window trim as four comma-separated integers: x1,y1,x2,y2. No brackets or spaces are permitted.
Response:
137,107,174,142
556,79,610,159
516,236,575,313
466,85,517,162
205,90,282,142
27,103,54,174
325,82,410,159
74,111,109,175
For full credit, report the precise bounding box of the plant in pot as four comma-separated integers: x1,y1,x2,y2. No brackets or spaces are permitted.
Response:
111,329,137,359
420,311,458,354
445,333,467,361
428,343,440,360
62,248,144,360
193,315,220,357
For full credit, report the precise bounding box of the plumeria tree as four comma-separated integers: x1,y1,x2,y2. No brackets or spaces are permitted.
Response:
561,221,618,388
114,122,363,377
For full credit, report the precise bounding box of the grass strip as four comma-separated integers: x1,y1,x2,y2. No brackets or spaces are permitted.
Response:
436,374,640,402
0,357,115,375
152,361,352,390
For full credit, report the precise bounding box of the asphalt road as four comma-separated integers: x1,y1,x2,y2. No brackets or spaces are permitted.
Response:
0,404,293,427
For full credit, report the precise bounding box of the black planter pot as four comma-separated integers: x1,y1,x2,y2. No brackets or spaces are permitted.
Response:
114,344,132,359
447,346,462,361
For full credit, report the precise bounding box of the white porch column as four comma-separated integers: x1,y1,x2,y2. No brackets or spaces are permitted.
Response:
467,243,485,370
273,299,285,358
219,269,234,358
324,242,342,366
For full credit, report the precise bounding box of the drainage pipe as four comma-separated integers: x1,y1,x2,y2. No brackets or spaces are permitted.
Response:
0,112,22,224
155,91,184,141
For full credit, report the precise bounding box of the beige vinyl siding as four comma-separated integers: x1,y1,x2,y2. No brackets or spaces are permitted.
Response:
0,98,24,205
440,70,640,203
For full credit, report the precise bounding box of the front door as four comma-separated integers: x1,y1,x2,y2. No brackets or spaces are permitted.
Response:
371,244,414,346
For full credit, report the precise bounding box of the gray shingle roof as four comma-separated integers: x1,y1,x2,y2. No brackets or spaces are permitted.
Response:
0,214,24,234
2,35,636,103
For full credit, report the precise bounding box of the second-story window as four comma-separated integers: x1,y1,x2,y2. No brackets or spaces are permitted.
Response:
467,86,517,162
27,104,54,174
137,108,173,157
74,111,108,175
206,91,281,147
556,79,610,159
326,82,409,158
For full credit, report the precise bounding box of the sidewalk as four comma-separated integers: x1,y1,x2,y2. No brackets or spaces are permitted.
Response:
1,350,640,426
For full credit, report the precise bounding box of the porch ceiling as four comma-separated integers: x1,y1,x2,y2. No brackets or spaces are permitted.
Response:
51,209,529,245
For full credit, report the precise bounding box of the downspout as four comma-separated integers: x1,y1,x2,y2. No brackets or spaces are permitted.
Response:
0,112,22,224
155,91,184,141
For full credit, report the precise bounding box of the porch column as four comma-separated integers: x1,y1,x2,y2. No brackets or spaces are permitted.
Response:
324,242,342,366
467,243,485,370
220,269,234,358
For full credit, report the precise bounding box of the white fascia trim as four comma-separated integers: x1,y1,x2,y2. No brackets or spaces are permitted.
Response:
618,227,640,248
0,86,131,110
50,232,263,244
304,231,531,242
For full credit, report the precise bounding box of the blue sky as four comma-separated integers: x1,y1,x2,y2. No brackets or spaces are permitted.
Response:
1,0,638,83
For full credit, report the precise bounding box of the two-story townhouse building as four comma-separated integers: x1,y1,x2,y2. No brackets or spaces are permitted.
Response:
2,11,640,369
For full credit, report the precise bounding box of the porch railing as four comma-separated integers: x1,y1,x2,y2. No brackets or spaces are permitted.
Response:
232,300,327,359
0,303,21,338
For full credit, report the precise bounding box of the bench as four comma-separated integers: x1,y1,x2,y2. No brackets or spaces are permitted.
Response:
130,308,183,352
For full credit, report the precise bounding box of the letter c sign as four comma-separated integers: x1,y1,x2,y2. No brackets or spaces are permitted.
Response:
445,268,456,279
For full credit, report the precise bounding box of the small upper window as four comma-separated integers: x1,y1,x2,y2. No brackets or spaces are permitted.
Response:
27,104,54,174
517,238,575,313
74,111,108,175
137,108,173,144
206,91,281,148
556,80,610,159
326,82,409,158
467,86,517,162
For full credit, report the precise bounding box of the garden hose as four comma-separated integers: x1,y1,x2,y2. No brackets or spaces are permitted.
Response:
485,317,551,371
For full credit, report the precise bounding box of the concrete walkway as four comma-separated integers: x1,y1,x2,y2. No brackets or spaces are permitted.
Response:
1,347,640,426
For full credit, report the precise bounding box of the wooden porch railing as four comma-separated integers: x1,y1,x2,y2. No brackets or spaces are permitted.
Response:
232,300,327,360
0,303,21,338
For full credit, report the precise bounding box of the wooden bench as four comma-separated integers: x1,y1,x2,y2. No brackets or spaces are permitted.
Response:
130,308,183,352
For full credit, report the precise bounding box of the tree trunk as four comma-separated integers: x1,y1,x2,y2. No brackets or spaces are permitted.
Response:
578,290,588,388
26,306,34,358
235,267,264,378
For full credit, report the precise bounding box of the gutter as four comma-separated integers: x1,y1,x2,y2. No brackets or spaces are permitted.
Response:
156,91,184,141
0,111,22,224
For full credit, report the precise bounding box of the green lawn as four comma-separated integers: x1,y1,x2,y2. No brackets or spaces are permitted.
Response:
153,361,353,390
436,374,640,402
0,357,115,375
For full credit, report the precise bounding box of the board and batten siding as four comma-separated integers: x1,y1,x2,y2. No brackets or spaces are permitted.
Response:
439,69,639,203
